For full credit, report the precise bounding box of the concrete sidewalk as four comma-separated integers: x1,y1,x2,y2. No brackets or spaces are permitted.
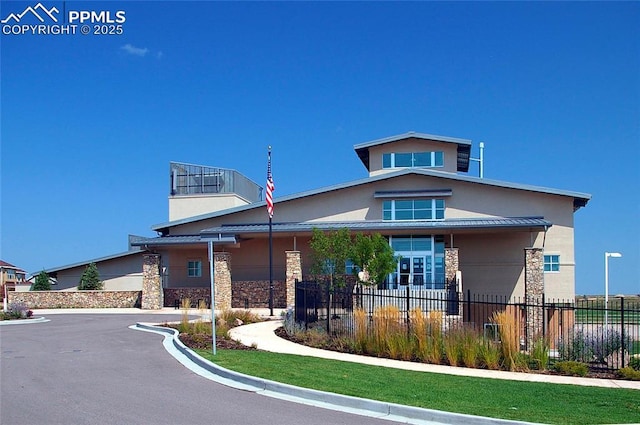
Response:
229,320,640,390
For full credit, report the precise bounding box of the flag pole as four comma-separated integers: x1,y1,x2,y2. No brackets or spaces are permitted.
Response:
269,214,273,316
267,146,274,316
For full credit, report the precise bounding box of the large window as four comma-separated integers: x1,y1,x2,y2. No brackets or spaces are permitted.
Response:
382,151,444,169
544,255,560,272
187,260,202,277
383,199,445,220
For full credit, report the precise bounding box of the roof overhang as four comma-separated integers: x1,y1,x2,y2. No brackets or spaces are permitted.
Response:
131,234,237,248
202,217,552,236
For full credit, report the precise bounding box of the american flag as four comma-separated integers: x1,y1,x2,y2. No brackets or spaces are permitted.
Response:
266,148,275,218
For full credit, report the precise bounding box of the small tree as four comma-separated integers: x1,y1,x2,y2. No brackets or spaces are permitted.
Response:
31,270,51,291
351,233,396,287
309,227,352,289
78,263,103,290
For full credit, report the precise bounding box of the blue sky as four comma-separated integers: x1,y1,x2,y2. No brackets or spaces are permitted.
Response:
1,1,638,295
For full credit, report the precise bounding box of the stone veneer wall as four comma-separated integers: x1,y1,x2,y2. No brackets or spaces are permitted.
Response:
164,288,211,308
9,291,141,309
525,247,544,350
163,282,286,309
285,251,302,308
232,281,286,308
142,254,163,310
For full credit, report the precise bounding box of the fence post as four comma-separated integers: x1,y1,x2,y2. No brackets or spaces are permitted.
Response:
326,280,331,335
406,285,410,323
301,280,308,330
620,295,626,369
466,289,471,323
542,293,546,342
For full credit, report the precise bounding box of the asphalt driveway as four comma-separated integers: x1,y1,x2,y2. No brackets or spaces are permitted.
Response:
0,314,404,425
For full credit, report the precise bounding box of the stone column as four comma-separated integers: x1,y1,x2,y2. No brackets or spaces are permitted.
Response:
525,248,544,350
444,248,459,285
142,254,163,310
214,252,232,311
285,251,302,308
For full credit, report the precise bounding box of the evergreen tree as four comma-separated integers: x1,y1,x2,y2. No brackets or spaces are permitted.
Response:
78,263,103,290
31,270,51,291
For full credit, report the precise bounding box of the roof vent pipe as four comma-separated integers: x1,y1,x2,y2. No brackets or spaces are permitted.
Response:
469,142,485,178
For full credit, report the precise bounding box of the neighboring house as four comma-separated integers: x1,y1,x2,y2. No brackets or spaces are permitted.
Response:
1,260,27,296
42,132,591,310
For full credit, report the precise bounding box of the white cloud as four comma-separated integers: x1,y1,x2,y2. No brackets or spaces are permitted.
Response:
120,43,149,57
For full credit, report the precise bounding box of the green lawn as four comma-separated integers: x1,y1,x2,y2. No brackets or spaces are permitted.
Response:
575,296,640,325
575,308,640,325
197,349,640,425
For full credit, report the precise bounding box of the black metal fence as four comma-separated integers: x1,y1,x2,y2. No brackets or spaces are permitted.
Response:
294,279,640,371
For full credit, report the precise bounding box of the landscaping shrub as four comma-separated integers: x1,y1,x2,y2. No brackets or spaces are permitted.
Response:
425,311,444,365
388,330,414,361
179,298,191,333
616,367,640,381
0,301,33,320
629,356,640,371
479,339,501,370
553,360,589,377
529,337,550,370
372,305,402,357
559,327,631,364
460,326,481,368
354,308,369,353
410,307,428,361
491,311,519,371
282,307,306,339
443,326,462,367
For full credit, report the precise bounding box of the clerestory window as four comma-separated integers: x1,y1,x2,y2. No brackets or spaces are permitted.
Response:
382,151,444,169
383,199,445,220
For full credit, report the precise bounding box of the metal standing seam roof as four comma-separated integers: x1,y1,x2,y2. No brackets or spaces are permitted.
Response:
199,217,553,235
135,217,552,247
151,167,591,233
130,235,238,247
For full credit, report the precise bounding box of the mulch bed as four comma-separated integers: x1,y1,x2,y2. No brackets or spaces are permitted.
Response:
178,333,257,351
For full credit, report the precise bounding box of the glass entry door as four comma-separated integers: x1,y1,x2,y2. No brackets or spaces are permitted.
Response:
387,235,444,290
395,255,432,289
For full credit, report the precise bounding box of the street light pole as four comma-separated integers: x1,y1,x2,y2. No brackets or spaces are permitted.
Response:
604,252,622,331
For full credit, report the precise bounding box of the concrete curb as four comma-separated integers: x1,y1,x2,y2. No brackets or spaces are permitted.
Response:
0,316,49,326
132,322,541,425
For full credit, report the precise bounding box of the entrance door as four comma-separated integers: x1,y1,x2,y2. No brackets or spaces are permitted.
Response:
412,256,425,286
399,257,411,285
395,255,431,288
